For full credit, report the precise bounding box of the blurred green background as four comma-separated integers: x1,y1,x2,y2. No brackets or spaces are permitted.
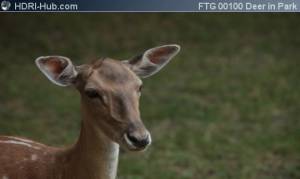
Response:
0,14,299,179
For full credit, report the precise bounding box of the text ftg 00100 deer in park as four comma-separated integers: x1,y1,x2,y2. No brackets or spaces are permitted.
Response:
0,44,180,179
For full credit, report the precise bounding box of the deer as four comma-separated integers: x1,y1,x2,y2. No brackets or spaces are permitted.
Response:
0,44,180,179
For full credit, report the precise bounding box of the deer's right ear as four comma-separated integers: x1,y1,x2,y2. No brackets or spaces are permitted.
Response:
35,56,78,87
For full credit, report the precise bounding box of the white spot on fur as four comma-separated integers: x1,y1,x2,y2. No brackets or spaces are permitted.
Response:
2,175,9,179
0,140,41,150
7,136,34,144
31,154,38,161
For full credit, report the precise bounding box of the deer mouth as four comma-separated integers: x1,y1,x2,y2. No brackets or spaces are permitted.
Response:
123,132,151,151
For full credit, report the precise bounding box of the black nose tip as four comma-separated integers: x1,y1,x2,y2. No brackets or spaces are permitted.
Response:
127,133,150,148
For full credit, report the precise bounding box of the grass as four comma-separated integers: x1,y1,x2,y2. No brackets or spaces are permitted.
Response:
0,14,299,179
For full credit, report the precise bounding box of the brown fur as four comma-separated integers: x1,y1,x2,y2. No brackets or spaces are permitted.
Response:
1,43,180,179
0,58,148,179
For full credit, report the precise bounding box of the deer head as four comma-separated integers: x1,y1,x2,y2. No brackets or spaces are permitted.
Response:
35,44,180,151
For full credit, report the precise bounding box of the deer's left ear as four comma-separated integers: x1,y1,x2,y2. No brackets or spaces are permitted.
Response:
35,56,78,87
123,44,180,78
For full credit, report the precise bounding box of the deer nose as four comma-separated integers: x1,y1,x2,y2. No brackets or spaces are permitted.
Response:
125,131,151,149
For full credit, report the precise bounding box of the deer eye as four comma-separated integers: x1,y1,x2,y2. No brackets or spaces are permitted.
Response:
85,89,100,99
138,85,143,92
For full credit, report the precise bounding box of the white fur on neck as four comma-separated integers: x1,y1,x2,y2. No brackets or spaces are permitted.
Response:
106,142,119,179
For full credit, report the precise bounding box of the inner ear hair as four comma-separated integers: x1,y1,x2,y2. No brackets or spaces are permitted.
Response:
145,44,180,65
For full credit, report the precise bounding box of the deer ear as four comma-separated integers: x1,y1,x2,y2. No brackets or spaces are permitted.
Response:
35,56,78,87
124,44,180,78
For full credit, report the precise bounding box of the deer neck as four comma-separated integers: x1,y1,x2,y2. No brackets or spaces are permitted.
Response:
65,102,119,179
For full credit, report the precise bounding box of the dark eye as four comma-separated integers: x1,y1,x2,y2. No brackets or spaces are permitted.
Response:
138,85,143,92
85,89,100,99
